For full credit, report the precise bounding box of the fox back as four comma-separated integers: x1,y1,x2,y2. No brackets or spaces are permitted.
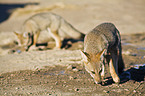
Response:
23,12,84,39
81,23,124,84
84,23,120,54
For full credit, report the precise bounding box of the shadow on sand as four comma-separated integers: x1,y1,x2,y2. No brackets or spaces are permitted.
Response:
0,3,39,23
103,65,145,86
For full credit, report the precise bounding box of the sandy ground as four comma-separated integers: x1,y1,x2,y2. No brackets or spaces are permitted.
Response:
0,0,145,95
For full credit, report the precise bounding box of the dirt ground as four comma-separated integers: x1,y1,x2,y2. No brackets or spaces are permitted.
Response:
0,0,145,96
0,33,145,96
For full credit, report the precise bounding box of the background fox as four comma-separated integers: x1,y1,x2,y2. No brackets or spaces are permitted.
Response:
14,12,85,51
81,23,124,84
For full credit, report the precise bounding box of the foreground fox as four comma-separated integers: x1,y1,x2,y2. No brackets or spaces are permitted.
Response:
14,12,84,51
81,23,124,84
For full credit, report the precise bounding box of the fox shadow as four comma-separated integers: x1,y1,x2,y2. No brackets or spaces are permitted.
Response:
35,38,84,50
61,38,84,49
0,3,39,23
103,65,145,86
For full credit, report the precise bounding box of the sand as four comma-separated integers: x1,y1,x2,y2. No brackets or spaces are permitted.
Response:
0,0,145,95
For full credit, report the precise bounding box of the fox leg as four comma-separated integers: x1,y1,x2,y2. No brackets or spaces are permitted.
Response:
28,30,40,51
47,28,62,49
101,62,105,80
109,52,120,84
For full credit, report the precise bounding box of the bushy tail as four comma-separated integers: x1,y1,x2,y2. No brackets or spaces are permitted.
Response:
61,19,85,39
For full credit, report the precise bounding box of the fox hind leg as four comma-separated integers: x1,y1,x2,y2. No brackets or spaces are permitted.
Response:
47,28,62,49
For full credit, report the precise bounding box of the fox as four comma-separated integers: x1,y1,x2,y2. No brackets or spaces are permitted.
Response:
14,12,85,51
80,22,124,85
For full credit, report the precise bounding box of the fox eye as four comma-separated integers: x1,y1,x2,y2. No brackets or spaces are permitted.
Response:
91,71,95,74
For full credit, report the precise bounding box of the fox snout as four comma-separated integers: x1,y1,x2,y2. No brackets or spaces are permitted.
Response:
85,62,103,84
90,70,102,84
81,49,106,84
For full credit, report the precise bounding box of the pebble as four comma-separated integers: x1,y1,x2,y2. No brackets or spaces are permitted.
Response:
103,90,109,93
67,65,77,70
15,87,19,90
133,90,136,93
28,92,32,94
48,93,52,95
69,76,73,80
74,88,79,92
122,51,130,55
10,74,14,77
131,53,137,56
72,68,79,72
67,65,73,70
124,89,129,91
55,82,58,85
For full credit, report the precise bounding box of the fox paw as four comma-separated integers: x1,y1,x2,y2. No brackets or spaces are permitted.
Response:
28,45,38,51
53,47,61,50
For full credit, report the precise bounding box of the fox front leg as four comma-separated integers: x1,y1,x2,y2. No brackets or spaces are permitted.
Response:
101,62,105,81
109,53,120,84
28,30,40,51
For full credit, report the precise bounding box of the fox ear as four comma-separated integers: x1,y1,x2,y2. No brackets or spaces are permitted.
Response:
96,49,106,59
80,50,89,62
14,31,22,37
14,31,19,36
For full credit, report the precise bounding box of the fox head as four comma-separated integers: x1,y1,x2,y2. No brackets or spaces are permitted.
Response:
80,49,106,84
14,31,30,46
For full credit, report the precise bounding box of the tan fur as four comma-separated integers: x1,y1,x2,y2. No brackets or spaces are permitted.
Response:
14,12,85,51
81,23,124,84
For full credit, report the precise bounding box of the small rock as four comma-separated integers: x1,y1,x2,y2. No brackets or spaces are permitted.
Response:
67,65,77,70
133,90,136,93
122,51,130,55
141,56,145,59
103,90,109,93
131,53,137,56
67,65,73,70
69,76,73,80
74,88,79,92
72,68,79,72
17,50,22,53
28,92,32,94
22,78,28,81
47,93,52,95
10,74,14,77
15,87,19,90
124,89,129,91
55,82,58,85
62,84,66,87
